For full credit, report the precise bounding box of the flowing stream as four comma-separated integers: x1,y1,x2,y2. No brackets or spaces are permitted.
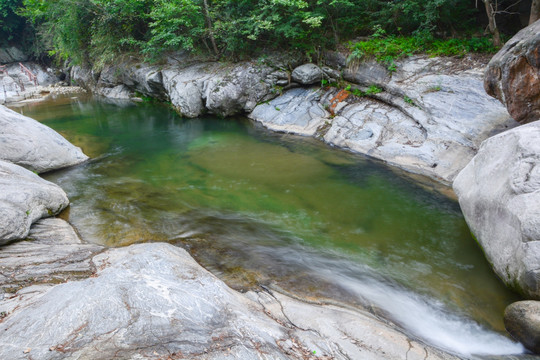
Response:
12,96,528,358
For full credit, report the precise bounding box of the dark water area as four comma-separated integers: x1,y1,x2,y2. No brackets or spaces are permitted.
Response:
12,96,526,357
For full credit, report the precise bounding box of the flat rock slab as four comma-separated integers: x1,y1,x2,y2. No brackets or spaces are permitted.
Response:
0,105,88,173
250,57,516,184
454,120,540,299
0,218,103,292
0,161,70,244
0,242,456,360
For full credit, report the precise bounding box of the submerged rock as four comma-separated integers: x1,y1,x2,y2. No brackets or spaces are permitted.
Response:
251,57,516,183
0,160,70,245
485,20,540,124
504,301,540,354
0,242,456,360
0,105,88,173
454,121,540,299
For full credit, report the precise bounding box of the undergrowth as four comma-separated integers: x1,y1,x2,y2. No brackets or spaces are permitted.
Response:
348,27,498,71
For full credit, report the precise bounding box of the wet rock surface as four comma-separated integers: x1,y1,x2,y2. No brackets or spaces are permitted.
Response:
505,301,540,354
0,104,88,173
454,121,540,299
251,57,516,183
485,20,540,124
0,242,457,360
0,161,70,245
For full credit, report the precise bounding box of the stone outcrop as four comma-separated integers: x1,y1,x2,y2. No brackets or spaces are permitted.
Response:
504,301,540,354
0,46,28,64
0,160,70,245
0,105,88,173
71,54,294,118
485,20,540,123
251,57,516,184
0,242,457,360
454,121,540,299
0,62,62,104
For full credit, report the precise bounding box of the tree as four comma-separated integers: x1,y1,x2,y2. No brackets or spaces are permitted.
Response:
479,0,502,46
531,0,540,24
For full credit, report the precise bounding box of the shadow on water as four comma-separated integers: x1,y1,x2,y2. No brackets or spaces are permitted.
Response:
12,96,529,358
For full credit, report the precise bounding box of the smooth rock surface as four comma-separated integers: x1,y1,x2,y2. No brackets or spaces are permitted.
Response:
0,105,88,173
0,242,457,360
485,20,540,123
505,301,540,354
291,63,323,85
0,160,70,244
454,121,540,299
251,56,516,183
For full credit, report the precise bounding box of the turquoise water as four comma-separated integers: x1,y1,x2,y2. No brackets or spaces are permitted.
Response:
13,96,524,356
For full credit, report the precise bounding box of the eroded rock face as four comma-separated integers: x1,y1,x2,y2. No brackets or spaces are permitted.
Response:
0,105,88,173
0,242,457,360
504,301,540,354
485,20,540,123
454,121,540,299
0,160,70,245
251,57,516,183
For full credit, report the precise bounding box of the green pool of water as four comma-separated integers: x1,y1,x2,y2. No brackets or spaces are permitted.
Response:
12,96,522,352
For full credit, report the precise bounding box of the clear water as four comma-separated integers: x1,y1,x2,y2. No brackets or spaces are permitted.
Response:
12,96,526,357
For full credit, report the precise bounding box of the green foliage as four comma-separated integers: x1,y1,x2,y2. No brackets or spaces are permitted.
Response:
348,31,498,70
18,0,495,66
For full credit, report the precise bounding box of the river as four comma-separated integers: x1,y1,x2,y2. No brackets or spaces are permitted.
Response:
12,95,526,357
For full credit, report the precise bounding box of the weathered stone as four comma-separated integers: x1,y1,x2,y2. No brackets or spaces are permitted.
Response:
0,218,103,291
291,63,323,85
251,56,516,183
0,105,88,173
0,242,457,360
454,121,540,298
0,160,69,245
504,301,540,354
485,20,540,123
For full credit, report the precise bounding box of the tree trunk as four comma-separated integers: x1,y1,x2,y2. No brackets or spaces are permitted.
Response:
483,0,502,47
531,0,540,25
202,0,219,57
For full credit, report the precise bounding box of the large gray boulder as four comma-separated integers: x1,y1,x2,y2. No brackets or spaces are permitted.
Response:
0,242,457,360
485,20,540,124
251,57,516,183
453,121,540,299
504,301,540,354
291,63,323,85
0,160,70,245
0,105,88,173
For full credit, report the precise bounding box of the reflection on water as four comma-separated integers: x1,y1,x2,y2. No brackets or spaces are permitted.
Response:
13,96,525,357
